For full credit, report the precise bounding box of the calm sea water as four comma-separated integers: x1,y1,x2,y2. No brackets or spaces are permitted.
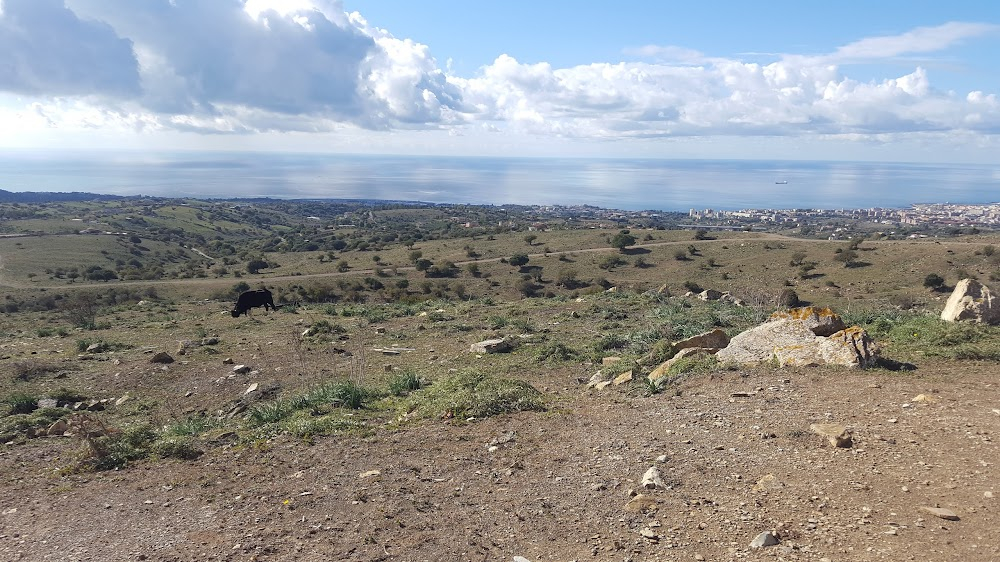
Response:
0,151,998,211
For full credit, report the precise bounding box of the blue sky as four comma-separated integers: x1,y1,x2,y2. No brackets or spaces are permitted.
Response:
1,0,999,163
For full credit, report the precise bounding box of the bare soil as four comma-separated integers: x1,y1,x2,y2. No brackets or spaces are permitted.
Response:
3,358,998,562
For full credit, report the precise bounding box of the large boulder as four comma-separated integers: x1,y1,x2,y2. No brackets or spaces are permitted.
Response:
717,317,878,369
941,279,1000,324
768,306,846,336
715,319,818,365
774,326,878,368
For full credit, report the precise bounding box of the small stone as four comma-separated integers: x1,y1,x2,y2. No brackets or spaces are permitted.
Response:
912,394,937,404
985,491,994,498
513,557,531,562
233,364,251,374
920,506,959,521
359,470,381,479
641,466,665,489
656,454,668,462
752,474,781,493
640,528,659,540
809,423,853,448
623,494,657,513
150,352,174,364
749,531,780,549
223,358,234,364
244,383,258,395
695,555,705,561
612,370,633,386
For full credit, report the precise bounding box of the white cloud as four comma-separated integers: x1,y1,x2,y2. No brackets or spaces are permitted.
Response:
0,4,998,155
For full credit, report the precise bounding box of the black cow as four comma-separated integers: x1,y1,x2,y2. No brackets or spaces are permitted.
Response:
231,289,275,318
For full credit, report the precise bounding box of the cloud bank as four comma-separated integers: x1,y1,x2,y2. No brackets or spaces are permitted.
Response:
0,0,998,152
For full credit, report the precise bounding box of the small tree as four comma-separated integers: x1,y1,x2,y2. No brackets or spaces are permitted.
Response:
923,273,945,291
246,258,269,274
610,231,636,252
523,234,537,246
509,254,529,268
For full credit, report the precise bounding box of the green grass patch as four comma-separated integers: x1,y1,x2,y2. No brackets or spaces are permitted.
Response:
405,370,546,421
858,312,1000,361
388,369,424,396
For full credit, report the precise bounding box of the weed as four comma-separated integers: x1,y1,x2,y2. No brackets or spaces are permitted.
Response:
11,360,62,381
151,436,203,460
162,415,217,437
389,369,423,396
536,341,580,363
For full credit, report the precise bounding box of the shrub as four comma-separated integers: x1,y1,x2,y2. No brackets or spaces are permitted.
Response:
4,392,39,415
923,273,945,290
11,360,62,381
406,370,545,420
536,342,580,363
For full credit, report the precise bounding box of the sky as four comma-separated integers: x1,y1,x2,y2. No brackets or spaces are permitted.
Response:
1,0,999,163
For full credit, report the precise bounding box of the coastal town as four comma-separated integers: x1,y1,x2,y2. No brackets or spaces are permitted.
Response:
684,202,1000,233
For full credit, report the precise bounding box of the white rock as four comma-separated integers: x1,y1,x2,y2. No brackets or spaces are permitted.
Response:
642,466,665,489
750,531,780,548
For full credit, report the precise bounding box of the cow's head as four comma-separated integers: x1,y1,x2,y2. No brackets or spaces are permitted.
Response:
230,309,240,318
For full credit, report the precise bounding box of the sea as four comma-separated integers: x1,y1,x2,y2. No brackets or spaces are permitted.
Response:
1,150,998,212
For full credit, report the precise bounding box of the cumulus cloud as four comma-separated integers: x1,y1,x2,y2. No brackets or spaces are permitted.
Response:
0,0,140,96
0,4,998,146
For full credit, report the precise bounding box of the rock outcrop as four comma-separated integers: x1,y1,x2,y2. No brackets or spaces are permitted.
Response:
941,279,1000,324
716,308,877,368
768,306,846,336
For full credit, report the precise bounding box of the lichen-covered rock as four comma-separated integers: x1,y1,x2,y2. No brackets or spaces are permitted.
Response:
768,306,846,336
672,328,729,353
941,279,1000,324
774,326,878,368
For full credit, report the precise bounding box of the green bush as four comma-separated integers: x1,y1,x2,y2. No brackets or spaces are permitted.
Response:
3,392,39,415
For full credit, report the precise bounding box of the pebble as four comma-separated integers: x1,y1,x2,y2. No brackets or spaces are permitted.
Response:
920,506,960,521
749,531,779,548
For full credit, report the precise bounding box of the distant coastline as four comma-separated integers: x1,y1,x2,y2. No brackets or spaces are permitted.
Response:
1,152,998,212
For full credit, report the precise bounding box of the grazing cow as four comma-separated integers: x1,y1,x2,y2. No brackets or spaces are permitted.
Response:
231,288,275,318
